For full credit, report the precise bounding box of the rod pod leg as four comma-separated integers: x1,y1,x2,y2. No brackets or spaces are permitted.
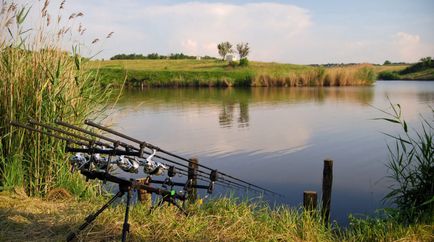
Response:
121,190,132,242
67,191,124,242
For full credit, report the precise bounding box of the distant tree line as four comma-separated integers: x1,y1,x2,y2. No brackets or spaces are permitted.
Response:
309,63,362,67
383,60,409,65
110,53,218,60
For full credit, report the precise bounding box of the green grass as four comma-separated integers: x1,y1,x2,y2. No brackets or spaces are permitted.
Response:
0,192,432,241
87,60,376,87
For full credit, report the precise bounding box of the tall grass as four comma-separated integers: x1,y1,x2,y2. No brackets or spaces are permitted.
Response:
0,1,109,197
377,103,434,223
252,65,375,87
1,192,432,241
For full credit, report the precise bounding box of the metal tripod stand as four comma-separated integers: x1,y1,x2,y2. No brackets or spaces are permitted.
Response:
66,181,133,242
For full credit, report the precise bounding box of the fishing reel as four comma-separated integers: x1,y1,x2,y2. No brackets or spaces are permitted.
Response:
142,149,168,175
208,170,218,194
162,166,177,190
69,153,88,172
69,152,111,172
116,156,140,173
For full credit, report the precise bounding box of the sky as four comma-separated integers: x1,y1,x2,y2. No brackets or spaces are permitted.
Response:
23,0,434,64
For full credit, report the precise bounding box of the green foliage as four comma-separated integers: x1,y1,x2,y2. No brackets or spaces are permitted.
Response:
383,60,392,65
228,60,239,68
378,71,401,80
399,56,434,75
217,41,233,60
239,58,249,67
236,42,250,59
0,1,108,197
343,212,433,241
377,103,434,223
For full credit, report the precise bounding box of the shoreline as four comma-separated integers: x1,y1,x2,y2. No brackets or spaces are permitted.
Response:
87,60,376,88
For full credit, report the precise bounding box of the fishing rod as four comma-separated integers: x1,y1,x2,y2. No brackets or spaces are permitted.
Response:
84,119,283,197
27,119,264,195
29,119,248,193
56,120,259,193
10,120,220,242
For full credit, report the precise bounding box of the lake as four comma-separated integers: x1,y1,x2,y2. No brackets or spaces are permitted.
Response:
105,81,434,223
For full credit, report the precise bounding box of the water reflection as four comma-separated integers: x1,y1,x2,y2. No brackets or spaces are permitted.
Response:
115,87,375,129
107,81,434,224
218,102,249,128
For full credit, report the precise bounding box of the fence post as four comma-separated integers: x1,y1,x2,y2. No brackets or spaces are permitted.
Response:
322,159,333,225
188,157,198,202
303,191,317,211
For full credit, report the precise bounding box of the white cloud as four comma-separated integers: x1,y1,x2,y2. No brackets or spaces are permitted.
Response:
393,32,425,62
18,0,434,63
61,1,312,61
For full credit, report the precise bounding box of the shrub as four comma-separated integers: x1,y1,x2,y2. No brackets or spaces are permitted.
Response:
378,71,401,80
399,56,434,75
239,58,249,67
228,61,239,68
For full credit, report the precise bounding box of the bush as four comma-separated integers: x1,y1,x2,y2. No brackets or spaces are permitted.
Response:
399,56,434,75
228,61,239,68
239,58,249,67
378,71,401,80
377,103,434,223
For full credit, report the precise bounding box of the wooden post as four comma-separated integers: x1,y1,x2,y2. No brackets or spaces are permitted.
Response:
322,159,333,225
303,191,317,211
137,177,151,205
188,158,198,202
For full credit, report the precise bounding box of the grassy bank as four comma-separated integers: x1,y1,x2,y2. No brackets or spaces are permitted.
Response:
87,60,376,87
377,58,434,80
1,191,432,242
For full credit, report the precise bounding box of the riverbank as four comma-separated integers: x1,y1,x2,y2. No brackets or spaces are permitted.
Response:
0,191,432,242
86,60,375,88
376,61,434,80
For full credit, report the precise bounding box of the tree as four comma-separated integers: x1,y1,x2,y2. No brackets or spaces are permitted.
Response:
383,60,391,65
236,42,250,60
217,42,233,60
420,57,432,67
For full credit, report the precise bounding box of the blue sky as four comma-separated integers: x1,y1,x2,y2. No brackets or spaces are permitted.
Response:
33,0,434,64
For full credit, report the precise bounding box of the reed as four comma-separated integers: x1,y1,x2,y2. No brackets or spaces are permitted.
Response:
377,103,434,223
252,65,375,87
0,1,109,196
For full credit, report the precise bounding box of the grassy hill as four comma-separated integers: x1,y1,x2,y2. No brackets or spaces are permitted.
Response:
377,58,434,80
86,59,375,88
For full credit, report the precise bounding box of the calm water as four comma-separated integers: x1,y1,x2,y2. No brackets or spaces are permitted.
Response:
105,81,434,223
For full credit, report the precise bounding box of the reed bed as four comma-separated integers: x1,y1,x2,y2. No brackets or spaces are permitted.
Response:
252,65,375,87
0,1,109,196
0,191,432,242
